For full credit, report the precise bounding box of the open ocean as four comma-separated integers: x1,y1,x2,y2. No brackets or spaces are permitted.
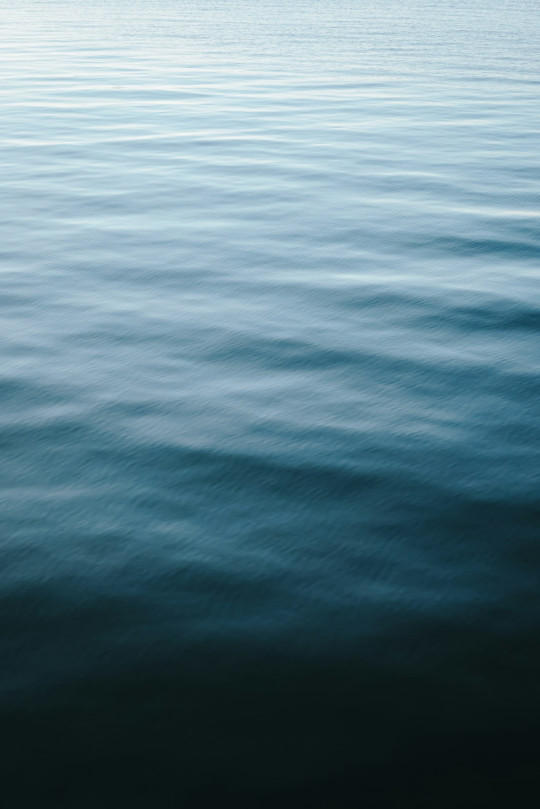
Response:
1,0,539,805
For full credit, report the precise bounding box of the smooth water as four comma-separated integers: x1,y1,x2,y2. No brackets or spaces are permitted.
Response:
1,0,539,805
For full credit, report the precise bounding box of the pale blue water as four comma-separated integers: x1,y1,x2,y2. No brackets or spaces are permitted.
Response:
1,1,540,805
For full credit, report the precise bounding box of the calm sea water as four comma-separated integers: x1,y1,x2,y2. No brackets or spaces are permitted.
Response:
1,0,539,805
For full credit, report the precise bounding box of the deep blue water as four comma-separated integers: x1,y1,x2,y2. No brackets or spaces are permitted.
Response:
1,0,540,805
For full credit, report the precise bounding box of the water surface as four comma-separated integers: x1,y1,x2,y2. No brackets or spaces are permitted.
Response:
1,0,540,805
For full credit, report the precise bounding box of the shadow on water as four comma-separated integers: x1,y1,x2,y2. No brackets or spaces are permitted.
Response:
3,621,539,807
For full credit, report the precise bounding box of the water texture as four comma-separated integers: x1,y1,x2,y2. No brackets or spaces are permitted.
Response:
1,1,540,805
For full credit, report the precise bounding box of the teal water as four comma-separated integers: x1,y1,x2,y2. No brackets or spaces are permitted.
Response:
1,1,540,805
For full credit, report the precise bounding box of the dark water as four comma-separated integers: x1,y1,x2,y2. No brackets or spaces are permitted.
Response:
2,0,540,805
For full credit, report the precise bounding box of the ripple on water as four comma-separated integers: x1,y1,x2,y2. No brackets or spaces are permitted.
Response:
1,0,540,804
